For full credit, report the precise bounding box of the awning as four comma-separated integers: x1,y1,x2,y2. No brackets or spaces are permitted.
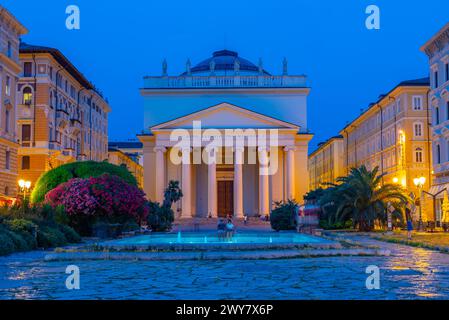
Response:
428,183,449,198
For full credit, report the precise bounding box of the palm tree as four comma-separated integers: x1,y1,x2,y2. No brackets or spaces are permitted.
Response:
163,180,183,208
320,166,410,231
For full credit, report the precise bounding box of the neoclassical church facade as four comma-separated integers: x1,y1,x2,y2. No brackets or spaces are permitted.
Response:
138,50,312,219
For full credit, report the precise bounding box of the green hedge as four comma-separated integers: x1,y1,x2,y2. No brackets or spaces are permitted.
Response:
0,218,82,255
31,161,138,203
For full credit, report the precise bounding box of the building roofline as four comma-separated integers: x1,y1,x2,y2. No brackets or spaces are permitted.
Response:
0,6,28,35
420,22,449,53
149,101,301,132
309,135,343,157
339,77,430,133
19,42,107,100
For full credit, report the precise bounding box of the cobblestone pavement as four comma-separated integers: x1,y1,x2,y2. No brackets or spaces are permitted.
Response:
1,234,449,300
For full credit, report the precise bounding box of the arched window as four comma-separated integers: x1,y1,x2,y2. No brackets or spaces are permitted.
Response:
23,87,33,105
415,148,423,163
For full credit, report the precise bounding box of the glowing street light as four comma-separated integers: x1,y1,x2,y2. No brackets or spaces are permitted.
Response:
413,176,426,231
18,179,31,203
392,177,399,184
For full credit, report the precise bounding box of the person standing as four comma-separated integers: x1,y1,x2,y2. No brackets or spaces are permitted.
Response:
406,204,413,240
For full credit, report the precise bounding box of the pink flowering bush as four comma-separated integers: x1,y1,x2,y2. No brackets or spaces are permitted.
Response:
45,174,149,234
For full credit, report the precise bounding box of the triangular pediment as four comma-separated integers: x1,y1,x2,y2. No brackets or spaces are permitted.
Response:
151,102,300,131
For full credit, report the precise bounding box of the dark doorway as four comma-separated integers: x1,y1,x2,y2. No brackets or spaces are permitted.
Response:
217,180,234,218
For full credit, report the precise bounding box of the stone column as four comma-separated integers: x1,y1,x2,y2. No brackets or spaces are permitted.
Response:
258,147,269,216
233,147,244,218
181,147,192,218
207,149,217,218
154,146,167,203
284,146,296,200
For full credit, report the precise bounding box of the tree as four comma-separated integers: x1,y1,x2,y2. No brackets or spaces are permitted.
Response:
147,181,183,232
31,161,137,203
163,180,183,208
319,166,410,231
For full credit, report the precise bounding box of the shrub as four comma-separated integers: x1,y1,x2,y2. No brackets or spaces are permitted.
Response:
0,229,16,256
270,200,298,231
6,218,37,235
146,202,175,232
5,219,38,249
319,219,353,230
31,161,138,203
58,224,82,243
45,174,149,235
37,226,67,248
0,225,34,254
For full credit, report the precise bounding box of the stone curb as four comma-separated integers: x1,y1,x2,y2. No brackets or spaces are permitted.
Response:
371,235,449,254
44,248,390,262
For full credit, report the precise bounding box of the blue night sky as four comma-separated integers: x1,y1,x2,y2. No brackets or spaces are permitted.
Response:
4,0,449,151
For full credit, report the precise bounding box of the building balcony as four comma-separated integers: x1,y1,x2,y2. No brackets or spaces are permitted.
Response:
49,140,61,150
20,140,31,147
143,75,308,89
18,105,33,119
62,148,76,158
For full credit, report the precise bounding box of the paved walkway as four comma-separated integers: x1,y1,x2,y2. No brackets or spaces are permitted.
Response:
1,233,449,299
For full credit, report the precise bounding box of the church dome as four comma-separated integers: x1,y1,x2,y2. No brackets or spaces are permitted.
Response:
182,50,270,76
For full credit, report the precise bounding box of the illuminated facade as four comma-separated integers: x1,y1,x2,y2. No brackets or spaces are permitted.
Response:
340,78,431,198
308,135,344,190
108,142,143,189
421,22,449,222
17,44,110,187
139,50,312,219
0,6,27,203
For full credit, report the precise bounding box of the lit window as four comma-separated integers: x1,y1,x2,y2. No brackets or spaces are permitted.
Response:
5,76,10,96
23,87,33,105
415,148,423,163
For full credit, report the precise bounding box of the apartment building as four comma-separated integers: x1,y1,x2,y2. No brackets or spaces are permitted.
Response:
17,43,110,186
308,135,344,190
340,78,431,198
0,7,27,203
108,146,144,188
421,22,449,222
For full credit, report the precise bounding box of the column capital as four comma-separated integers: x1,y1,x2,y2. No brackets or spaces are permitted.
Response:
284,146,296,152
153,146,167,153
258,146,268,153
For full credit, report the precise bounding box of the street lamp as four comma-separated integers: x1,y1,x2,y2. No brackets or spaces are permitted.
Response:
18,179,31,201
413,176,426,231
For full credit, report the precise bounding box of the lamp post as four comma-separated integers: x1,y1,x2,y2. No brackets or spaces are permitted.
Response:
18,179,31,206
413,176,426,232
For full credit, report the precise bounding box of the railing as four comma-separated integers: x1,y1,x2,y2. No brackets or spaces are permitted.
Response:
143,75,307,89
21,140,31,147
62,148,76,158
